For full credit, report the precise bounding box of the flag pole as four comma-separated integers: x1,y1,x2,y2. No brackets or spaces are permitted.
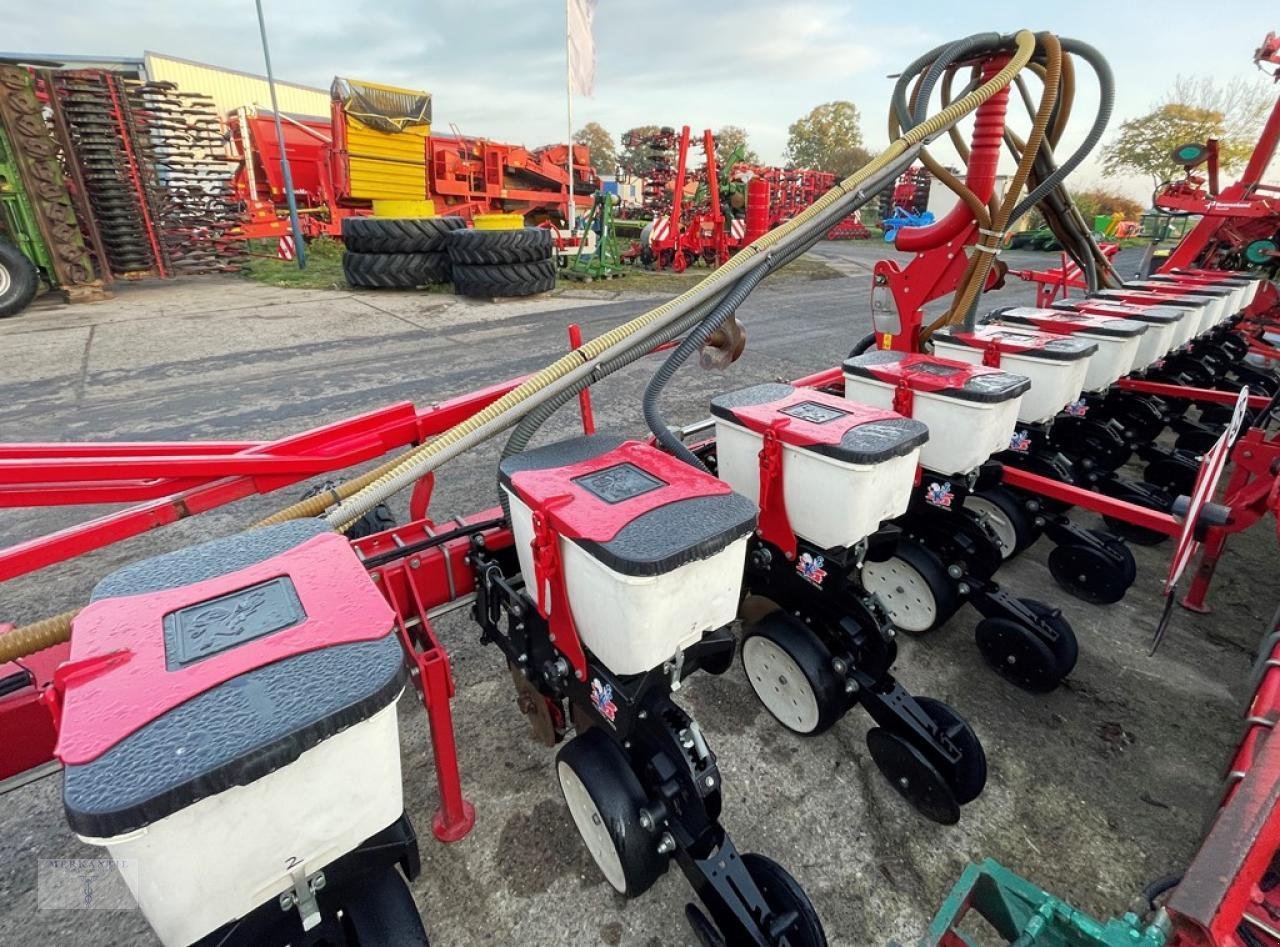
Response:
255,0,306,270
565,0,576,233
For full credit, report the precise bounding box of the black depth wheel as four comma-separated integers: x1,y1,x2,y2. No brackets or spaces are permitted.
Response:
339,867,429,946
556,729,667,897
914,697,987,806
741,613,847,735
1093,529,1138,589
1018,598,1079,677
860,539,958,633
974,616,1062,693
741,853,828,947
1046,539,1133,605
866,728,961,825
964,487,1036,560
685,904,726,947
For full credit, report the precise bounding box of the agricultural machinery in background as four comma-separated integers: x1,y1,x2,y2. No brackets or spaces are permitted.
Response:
621,125,877,272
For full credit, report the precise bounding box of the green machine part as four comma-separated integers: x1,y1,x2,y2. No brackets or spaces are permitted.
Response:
0,123,56,278
566,192,625,280
1245,239,1277,267
891,859,1169,947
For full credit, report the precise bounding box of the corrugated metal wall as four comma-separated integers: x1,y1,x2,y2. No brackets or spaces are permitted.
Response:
143,52,329,119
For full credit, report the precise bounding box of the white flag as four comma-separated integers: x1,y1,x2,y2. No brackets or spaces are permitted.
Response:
568,0,597,97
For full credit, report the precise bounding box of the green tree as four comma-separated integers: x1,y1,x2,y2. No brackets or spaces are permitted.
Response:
825,144,875,178
1102,75,1273,187
785,101,865,172
619,125,665,177
713,125,759,169
573,121,617,175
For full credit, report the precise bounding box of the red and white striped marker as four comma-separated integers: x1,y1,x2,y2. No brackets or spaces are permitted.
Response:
277,235,296,261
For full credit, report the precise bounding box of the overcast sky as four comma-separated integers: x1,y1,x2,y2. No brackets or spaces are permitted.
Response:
8,1,1279,199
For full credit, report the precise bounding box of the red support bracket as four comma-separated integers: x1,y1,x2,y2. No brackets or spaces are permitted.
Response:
755,423,796,560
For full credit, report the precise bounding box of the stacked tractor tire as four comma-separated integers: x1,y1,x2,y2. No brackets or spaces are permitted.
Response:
341,218,557,298
444,227,556,298
341,217,464,288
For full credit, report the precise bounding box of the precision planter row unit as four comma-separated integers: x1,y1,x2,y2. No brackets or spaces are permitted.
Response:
1,26,1279,947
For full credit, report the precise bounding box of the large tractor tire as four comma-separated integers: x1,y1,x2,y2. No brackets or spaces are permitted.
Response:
444,227,553,265
343,251,450,289
0,239,40,318
452,258,558,298
341,217,465,254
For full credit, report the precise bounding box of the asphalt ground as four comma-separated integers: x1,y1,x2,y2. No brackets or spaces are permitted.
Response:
0,243,1273,946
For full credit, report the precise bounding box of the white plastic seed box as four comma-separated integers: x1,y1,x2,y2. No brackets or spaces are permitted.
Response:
842,351,1029,476
710,382,928,549
501,435,755,675
1051,299,1183,363
993,306,1146,388
57,521,407,947
931,325,1095,423
1090,290,1209,348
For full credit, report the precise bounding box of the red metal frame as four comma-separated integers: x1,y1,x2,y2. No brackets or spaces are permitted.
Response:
0,379,525,582
1154,34,1280,277
1168,594,1280,945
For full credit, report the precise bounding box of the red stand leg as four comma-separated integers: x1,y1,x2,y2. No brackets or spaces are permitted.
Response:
1181,527,1229,613
421,648,476,843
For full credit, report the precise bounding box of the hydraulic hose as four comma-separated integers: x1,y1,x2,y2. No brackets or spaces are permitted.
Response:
947,33,1063,330
0,29,1039,664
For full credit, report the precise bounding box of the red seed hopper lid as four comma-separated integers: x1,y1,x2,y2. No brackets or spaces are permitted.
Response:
932,324,1096,361
992,306,1147,338
499,436,756,577
843,350,1030,403
710,382,928,463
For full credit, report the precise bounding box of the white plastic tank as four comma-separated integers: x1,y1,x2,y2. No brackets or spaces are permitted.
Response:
711,382,928,549
842,350,1029,476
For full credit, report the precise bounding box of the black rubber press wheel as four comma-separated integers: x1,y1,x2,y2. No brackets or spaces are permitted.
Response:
860,540,959,633
964,487,1036,560
914,696,987,806
974,616,1062,693
740,853,828,946
741,613,847,735
339,867,430,946
866,727,961,825
556,728,667,897
1047,533,1135,605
